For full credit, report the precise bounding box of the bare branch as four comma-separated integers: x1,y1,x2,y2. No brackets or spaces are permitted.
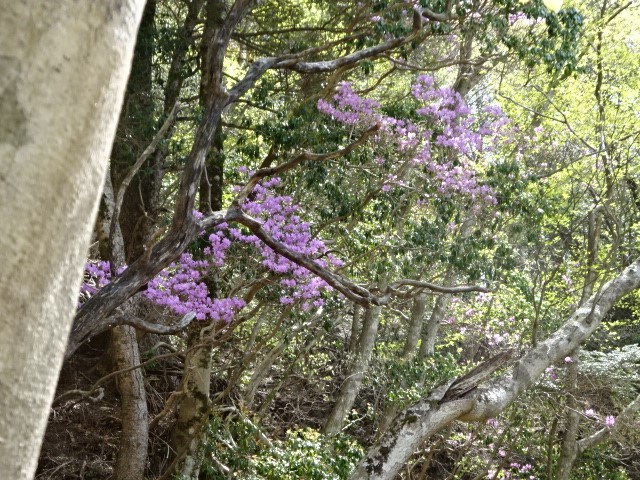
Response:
275,34,413,73
416,0,457,23
387,279,489,295
118,311,196,334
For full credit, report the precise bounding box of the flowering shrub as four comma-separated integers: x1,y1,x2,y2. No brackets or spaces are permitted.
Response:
318,76,514,210
82,178,340,322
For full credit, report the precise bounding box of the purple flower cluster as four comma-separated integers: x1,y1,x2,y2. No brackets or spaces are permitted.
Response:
144,253,245,321
317,82,380,125
232,177,343,311
81,179,341,321
317,76,513,208
80,261,112,297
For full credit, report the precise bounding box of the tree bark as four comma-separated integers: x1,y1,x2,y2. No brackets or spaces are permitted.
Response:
557,207,602,479
110,0,159,262
401,294,428,359
349,305,364,353
419,293,451,358
379,295,428,433
169,324,215,479
0,2,144,478
324,306,382,435
111,321,149,480
556,350,579,480
102,166,150,480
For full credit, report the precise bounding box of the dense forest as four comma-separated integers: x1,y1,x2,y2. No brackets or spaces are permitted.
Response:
1,0,640,479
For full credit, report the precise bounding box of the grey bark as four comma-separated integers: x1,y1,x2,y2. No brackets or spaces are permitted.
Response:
419,293,451,358
324,306,382,435
0,1,144,478
102,167,149,480
401,294,428,359
111,322,149,480
556,350,580,480
419,215,474,358
169,324,215,479
379,295,428,433
557,207,602,479
349,305,364,353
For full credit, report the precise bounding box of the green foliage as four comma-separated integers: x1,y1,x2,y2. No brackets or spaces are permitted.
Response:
199,420,363,480
368,349,463,407
572,446,632,480
253,429,363,480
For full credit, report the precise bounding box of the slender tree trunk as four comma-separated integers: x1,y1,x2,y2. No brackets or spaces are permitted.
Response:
0,2,144,478
165,4,235,475
419,217,474,359
556,350,579,480
110,0,159,262
379,295,428,433
419,293,451,358
349,305,364,353
556,208,603,479
244,340,288,406
101,169,150,480
324,306,382,435
105,5,161,476
168,321,223,479
402,294,428,359
111,321,149,480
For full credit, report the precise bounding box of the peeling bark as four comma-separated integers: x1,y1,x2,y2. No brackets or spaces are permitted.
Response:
419,293,451,359
169,323,215,479
402,294,428,359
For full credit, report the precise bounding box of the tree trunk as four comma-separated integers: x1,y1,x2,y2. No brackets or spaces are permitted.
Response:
349,305,364,353
557,207,602,479
419,228,472,359
324,306,382,435
110,0,159,262
419,293,450,358
169,324,215,479
379,295,428,433
101,167,150,480
0,2,144,478
111,321,149,480
556,350,579,480
166,4,233,475
401,294,428,359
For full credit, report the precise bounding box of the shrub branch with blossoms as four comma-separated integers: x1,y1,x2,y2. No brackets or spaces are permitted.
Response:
317,76,515,212
84,76,506,324
82,177,341,322
72,76,495,354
